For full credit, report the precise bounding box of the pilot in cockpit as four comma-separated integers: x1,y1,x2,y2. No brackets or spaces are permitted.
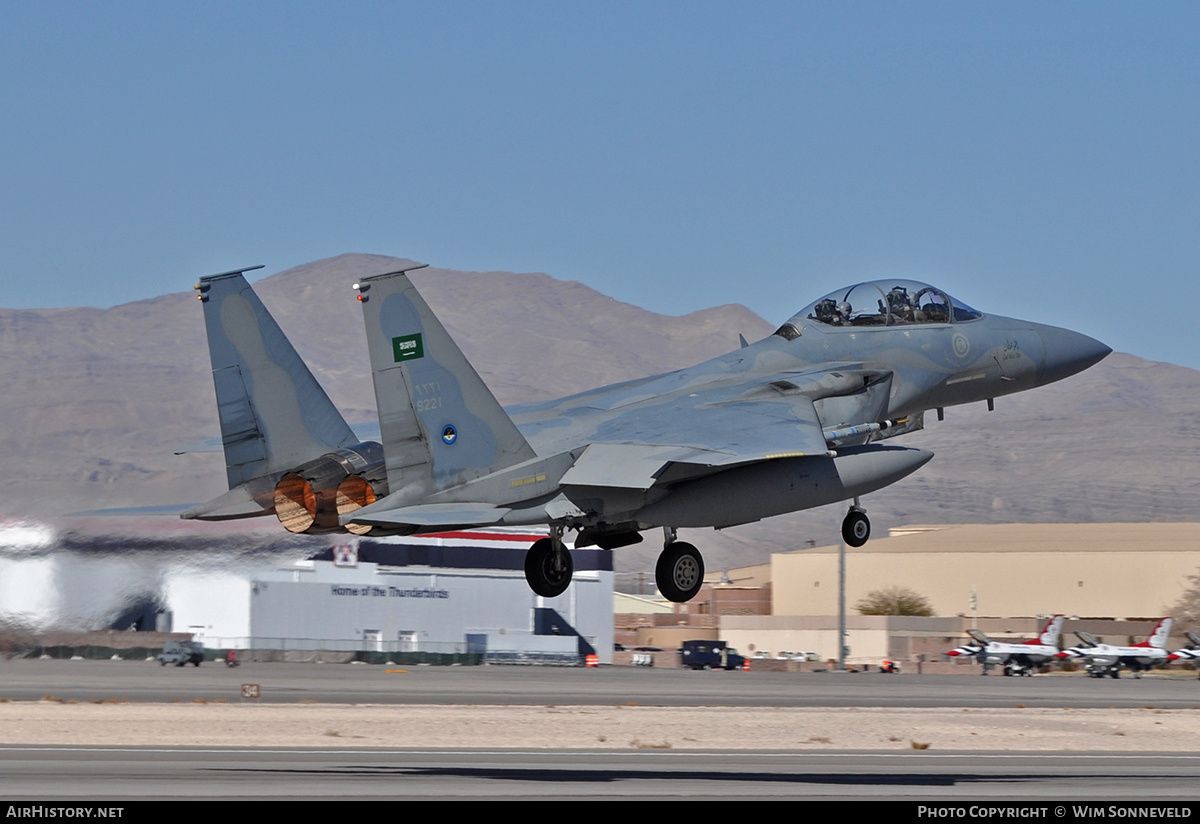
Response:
884,286,915,323
812,298,852,326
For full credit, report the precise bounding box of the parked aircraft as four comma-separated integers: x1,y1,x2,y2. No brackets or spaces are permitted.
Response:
184,265,1110,602
1166,630,1200,677
1056,618,1174,678
946,614,1065,676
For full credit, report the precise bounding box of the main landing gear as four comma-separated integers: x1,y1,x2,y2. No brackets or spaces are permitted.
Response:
656,528,705,603
521,525,707,604
842,501,871,548
524,528,573,598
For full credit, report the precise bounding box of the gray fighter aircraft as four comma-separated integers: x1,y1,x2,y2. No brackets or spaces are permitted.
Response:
184,266,1110,602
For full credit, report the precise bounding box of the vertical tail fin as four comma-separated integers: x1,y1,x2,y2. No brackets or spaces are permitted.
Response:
1143,618,1174,649
1034,614,1065,646
195,267,357,488
355,266,536,501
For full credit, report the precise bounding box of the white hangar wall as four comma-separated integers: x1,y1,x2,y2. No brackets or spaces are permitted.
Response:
246,531,614,662
250,561,612,660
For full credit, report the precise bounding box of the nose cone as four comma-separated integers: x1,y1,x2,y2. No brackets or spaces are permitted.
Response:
1033,324,1112,386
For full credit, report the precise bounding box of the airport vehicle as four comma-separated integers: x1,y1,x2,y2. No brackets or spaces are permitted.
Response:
1056,618,1174,678
680,640,747,671
183,266,1110,603
946,614,1065,676
157,640,204,667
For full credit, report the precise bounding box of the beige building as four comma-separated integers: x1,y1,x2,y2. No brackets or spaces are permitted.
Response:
612,523,1200,669
767,523,1200,621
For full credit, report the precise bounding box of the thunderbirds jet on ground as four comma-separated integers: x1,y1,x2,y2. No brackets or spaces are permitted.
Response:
1056,618,1174,678
946,614,1065,676
1167,630,1200,678
183,265,1110,602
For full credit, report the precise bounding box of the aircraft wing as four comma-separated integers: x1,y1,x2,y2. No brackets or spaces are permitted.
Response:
523,366,894,490
594,390,830,462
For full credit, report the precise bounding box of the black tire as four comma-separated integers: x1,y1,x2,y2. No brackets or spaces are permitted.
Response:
842,510,870,547
524,538,573,598
656,541,704,603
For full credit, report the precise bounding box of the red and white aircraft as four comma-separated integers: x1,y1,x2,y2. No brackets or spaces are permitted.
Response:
1166,629,1200,678
946,614,1064,676
1056,618,1174,679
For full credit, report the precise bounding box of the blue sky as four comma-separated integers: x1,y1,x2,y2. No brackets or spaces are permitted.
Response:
2,3,1197,368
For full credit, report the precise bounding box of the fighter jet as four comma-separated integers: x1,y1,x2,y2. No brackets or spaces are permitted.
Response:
1056,618,1174,678
1165,630,1200,677
946,614,1065,676
183,265,1110,602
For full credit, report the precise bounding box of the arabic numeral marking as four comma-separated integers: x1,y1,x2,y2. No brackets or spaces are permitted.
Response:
416,397,442,412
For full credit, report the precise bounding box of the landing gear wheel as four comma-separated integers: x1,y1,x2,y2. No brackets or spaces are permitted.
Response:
524,537,573,598
842,509,871,547
656,541,704,603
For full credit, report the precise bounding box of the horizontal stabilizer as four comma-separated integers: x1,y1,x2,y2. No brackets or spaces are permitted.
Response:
68,504,197,517
174,437,223,455
180,486,271,521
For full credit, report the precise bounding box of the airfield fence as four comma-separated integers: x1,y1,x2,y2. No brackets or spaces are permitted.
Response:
9,634,583,666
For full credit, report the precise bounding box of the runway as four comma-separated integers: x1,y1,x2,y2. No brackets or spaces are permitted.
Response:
2,659,1199,800
3,747,1200,800
3,658,1199,708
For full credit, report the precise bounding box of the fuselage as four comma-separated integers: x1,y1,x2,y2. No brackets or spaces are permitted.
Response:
347,277,1109,538
510,301,1109,457
950,641,1060,668
436,280,1108,532
1059,644,1169,672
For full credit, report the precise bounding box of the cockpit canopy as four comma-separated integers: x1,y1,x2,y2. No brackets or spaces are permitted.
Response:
790,279,983,329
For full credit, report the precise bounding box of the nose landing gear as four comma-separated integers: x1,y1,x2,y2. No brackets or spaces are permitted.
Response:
842,503,871,547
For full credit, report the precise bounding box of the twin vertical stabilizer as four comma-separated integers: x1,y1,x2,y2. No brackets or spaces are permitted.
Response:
195,267,359,489
354,267,536,506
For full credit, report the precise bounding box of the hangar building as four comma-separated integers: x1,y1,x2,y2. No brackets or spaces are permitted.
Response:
762,523,1200,620
165,529,614,663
